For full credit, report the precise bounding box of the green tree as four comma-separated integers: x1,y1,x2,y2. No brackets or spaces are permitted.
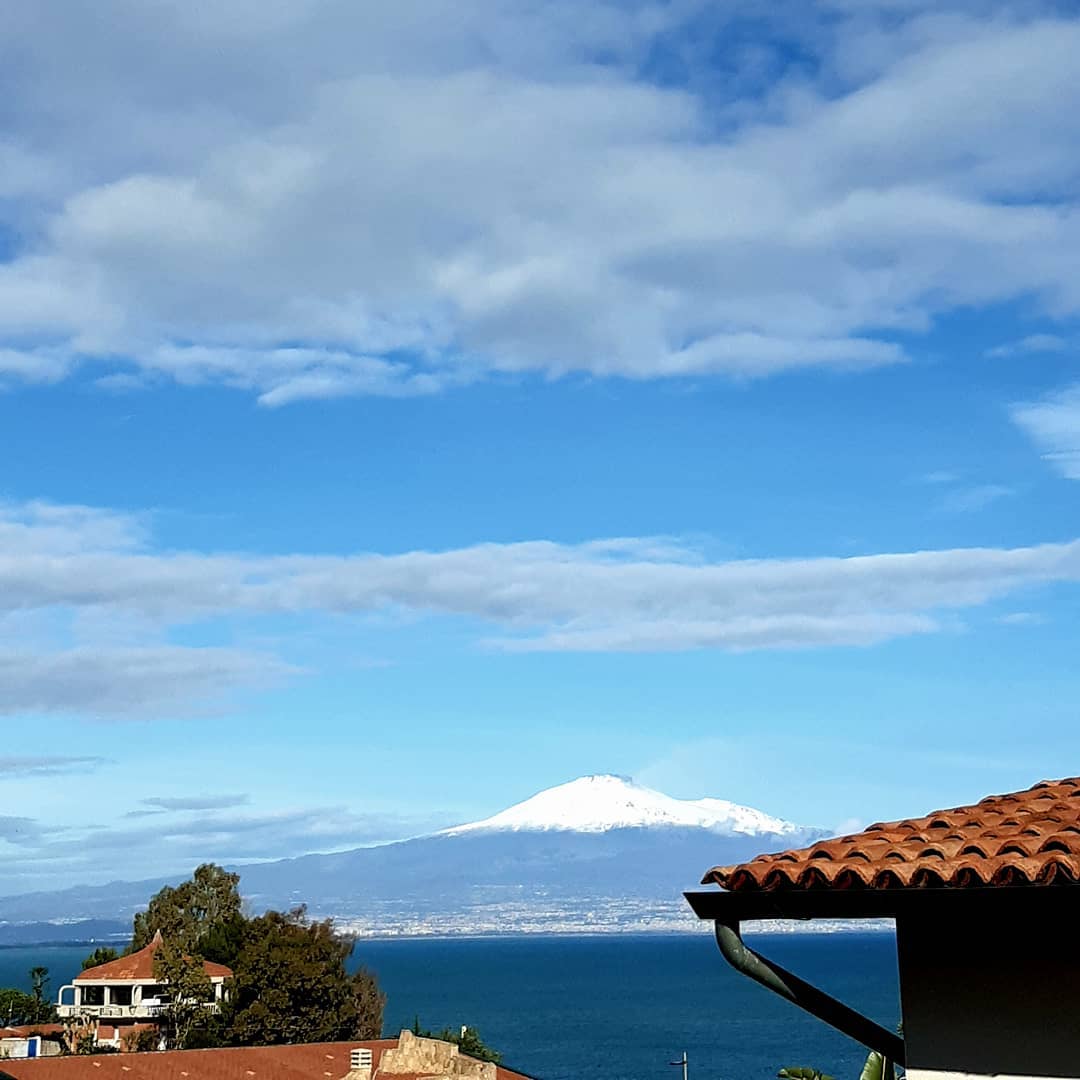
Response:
195,913,247,969
457,1027,502,1065
0,973,58,1026
350,964,387,1042
115,865,387,1052
778,1046,897,1080
130,864,242,954
182,1012,228,1050
29,967,49,1009
81,947,119,971
152,940,215,1050
858,1052,897,1080
222,907,385,1046
411,1019,502,1064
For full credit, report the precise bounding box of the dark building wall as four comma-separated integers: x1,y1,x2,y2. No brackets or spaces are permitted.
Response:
897,893,1080,1078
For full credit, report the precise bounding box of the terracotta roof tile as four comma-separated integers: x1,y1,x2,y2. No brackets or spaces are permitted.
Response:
76,934,231,983
702,776,1080,893
0,1039,532,1080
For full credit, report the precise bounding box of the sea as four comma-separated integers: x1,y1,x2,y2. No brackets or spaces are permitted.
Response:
0,929,900,1080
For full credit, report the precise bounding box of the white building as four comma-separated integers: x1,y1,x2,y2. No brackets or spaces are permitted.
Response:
56,930,232,1048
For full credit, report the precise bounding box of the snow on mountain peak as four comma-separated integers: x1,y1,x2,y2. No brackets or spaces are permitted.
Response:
441,774,806,837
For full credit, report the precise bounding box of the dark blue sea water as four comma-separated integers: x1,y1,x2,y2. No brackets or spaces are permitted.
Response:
0,930,900,1080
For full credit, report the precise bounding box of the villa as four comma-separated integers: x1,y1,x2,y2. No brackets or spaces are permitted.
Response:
687,775,1080,1080
55,931,231,1050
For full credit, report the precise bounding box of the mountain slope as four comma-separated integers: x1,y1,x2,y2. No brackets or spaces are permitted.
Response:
232,776,821,930
0,776,823,938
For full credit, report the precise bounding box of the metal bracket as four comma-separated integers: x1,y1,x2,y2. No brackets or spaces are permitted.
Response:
714,920,906,1066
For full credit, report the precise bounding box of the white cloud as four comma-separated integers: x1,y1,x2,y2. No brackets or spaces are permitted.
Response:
0,499,148,555
1,498,1080,711
492,613,941,653
0,646,294,718
939,483,1014,513
0,756,107,778
920,470,960,485
0,816,46,848
1011,382,1080,479
3,525,1077,633
0,5,1079,398
0,348,73,385
134,344,462,406
0,802,456,891
138,794,250,813
995,611,1045,626
986,333,1067,358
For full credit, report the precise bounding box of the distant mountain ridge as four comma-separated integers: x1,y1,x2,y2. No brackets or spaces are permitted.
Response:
0,776,824,941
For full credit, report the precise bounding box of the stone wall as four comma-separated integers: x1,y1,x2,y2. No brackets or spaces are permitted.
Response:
377,1030,497,1080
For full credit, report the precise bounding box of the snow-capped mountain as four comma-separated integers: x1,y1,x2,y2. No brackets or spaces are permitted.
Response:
0,776,823,940
443,774,804,837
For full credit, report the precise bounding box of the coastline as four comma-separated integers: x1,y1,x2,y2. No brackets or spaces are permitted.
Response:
0,919,895,950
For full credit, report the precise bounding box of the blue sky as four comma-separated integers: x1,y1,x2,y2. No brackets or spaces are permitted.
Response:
2,0,1080,891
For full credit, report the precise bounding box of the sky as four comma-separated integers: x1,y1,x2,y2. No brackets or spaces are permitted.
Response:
2,0,1080,892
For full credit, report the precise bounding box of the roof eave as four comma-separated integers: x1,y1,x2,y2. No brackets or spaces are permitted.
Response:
685,881,1080,921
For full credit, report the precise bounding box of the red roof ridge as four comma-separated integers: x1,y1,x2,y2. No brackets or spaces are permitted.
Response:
702,776,1080,893
75,934,232,982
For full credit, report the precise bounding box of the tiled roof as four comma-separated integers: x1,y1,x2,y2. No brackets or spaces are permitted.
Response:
0,1040,532,1080
76,934,232,982
703,776,1080,892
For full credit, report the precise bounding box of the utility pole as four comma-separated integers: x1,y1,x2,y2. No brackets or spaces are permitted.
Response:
669,1051,688,1080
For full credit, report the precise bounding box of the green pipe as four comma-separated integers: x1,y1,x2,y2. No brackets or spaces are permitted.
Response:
714,921,906,1066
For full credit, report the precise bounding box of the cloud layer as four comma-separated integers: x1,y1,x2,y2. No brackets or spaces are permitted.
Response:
0,755,107,778
0,799,454,892
1,3,1079,401
1012,383,1080,479
140,794,251,813
0,647,293,718
1,498,1078,717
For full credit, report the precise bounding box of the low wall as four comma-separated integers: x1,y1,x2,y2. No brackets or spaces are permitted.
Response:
0,1038,63,1059
378,1031,497,1080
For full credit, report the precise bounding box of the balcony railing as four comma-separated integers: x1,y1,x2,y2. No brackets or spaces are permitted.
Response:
57,1003,218,1019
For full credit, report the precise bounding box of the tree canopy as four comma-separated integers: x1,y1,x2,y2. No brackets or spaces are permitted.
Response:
153,939,215,1049
130,867,385,1050
130,863,242,954
0,968,58,1026
220,907,384,1047
1,865,391,1053
411,1019,502,1064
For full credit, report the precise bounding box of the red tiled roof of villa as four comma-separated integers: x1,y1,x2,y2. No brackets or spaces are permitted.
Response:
75,931,232,982
703,776,1080,892
0,1025,64,1039
0,1039,534,1080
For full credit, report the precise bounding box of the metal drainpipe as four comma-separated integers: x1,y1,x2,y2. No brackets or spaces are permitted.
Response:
714,921,906,1067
